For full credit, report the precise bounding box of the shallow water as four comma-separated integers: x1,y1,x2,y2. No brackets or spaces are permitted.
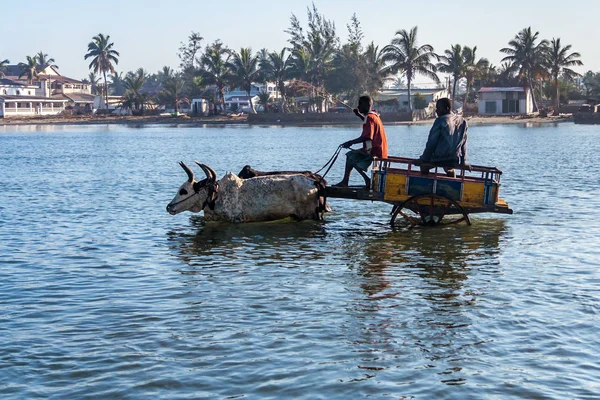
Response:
1,122,599,399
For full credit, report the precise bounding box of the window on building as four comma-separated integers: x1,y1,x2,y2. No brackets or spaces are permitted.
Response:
28,91,31,95
502,99,520,113
485,101,496,113
16,90,20,95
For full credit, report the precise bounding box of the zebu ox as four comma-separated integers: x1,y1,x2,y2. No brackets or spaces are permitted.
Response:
166,162,328,222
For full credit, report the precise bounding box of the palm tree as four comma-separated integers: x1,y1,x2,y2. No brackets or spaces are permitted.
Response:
363,42,389,98
500,27,549,112
260,49,291,113
381,26,439,112
18,55,40,85
109,72,126,96
157,66,174,86
84,33,120,109
36,51,58,72
123,68,149,113
87,72,101,95
159,74,186,114
0,58,9,78
228,48,261,114
582,71,600,97
462,46,489,105
257,91,272,113
437,44,465,108
544,38,583,114
200,40,231,113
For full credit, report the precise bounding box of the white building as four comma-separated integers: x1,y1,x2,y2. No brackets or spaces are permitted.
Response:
376,88,451,112
0,78,68,117
477,87,533,115
224,82,281,113
0,65,98,118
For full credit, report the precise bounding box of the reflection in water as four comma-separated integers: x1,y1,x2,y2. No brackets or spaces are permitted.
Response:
338,219,507,385
166,215,328,271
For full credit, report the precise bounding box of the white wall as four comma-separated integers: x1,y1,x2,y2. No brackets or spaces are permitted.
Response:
478,91,533,115
1,85,37,96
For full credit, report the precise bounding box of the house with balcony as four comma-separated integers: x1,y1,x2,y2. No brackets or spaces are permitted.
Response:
477,87,533,115
0,65,97,117
0,78,68,117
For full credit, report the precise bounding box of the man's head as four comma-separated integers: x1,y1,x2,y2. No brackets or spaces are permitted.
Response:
358,95,373,114
436,98,452,116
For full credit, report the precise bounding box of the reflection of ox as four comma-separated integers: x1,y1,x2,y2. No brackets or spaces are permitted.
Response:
166,162,328,222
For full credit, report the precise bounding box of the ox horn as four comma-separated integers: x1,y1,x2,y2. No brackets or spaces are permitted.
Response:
179,161,194,182
195,161,217,182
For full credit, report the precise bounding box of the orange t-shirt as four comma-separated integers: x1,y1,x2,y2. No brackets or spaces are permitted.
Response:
360,112,388,158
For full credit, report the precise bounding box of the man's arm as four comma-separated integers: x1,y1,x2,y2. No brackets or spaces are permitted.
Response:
342,136,368,148
342,114,373,148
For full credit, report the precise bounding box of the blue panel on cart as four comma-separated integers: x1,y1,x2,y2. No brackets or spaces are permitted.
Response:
407,177,434,195
436,180,462,201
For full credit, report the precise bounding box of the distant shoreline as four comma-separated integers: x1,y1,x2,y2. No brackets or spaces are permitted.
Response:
0,113,573,128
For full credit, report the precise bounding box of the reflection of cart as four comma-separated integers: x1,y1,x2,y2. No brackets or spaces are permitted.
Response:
326,156,513,227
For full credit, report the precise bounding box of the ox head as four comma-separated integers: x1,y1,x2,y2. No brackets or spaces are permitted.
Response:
166,161,217,215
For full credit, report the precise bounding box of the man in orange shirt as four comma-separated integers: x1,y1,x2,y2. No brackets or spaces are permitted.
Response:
333,95,388,188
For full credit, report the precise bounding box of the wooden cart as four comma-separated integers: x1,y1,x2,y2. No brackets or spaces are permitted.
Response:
326,156,513,227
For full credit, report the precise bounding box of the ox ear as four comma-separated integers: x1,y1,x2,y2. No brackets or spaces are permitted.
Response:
194,161,217,183
179,161,194,183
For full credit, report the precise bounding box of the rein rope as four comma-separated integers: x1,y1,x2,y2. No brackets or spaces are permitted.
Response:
314,144,344,178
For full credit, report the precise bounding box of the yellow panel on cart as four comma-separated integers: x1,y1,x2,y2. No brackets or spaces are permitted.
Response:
462,181,485,205
383,173,407,202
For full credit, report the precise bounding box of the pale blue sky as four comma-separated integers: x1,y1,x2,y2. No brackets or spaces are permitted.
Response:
1,0,596,83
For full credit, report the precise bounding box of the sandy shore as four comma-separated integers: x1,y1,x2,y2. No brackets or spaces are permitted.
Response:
0,113,573,127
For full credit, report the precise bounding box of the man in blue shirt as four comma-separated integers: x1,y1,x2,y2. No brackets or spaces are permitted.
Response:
418,98,468,177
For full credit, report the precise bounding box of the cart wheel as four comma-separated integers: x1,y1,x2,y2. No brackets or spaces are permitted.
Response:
390,194,471,227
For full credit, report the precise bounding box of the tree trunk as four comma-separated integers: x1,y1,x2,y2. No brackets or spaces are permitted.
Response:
103,70,108,109
554,77,560,116
175,97,179,115
407,78,412,113
465,78,472,107
279,81,287,113
247,88,257,114
528,78,538,113
451,77,458,110
219,85,226,114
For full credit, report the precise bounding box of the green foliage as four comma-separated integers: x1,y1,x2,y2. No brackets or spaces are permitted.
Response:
122,68,149,113
36,51,58,72
583,71,600,97
84,33,120,108
0,58,9,78
157,74,186,114
259,49,291,112
285,4,338,111
381,26,439,111
227,47,260,113
413,92,427,109
18,55,39,84
500,27,549,111
257,91,272,113
437,44,464,107
178,32,203,70
200,40,231,113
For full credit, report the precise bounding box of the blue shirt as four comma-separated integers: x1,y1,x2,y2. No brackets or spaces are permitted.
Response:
420,113,468,164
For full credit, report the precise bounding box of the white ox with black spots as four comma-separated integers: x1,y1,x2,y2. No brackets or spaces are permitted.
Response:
166,162,327,223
